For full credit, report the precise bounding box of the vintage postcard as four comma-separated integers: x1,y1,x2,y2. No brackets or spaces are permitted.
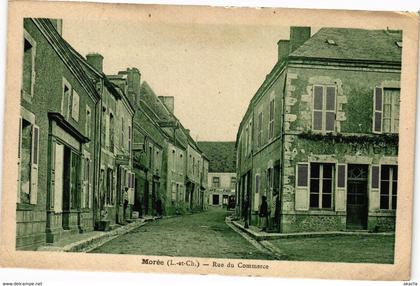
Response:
0,0,419,281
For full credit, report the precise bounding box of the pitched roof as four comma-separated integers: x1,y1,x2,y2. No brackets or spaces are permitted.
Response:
197,142,236,173
32,19,100,101
290,28,402,63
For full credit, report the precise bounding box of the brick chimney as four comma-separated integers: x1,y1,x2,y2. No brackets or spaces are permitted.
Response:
277,39,290,62
126,68,141,107
158,96,175,114
86,53,104,73
50,19,63,36
289,27,311,53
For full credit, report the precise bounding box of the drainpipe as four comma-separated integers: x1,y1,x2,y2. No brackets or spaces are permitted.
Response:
278,72,288,233
93,78,104,229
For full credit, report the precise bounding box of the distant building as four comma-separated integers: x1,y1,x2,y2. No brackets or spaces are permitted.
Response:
198,142,236,209
236,27,401,232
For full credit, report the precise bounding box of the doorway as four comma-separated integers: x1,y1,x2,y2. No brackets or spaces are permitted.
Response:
346,164,368,230
62,146,79,230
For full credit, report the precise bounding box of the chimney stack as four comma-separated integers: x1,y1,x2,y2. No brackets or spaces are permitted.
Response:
158,96,175,114
50,19,63,36
126,68,141,107
86,53,104,73
289,27,311,53
277,39,290,62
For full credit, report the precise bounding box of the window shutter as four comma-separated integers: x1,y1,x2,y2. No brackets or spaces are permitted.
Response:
335,164,347,211
30,124,40,204
17,117,22,203
88,160,93,209
71,91,80,121
373,87,383,133
370,165,380,210
295,163,309,211
325,86,336,132
313,86,323,131
54,143,63,212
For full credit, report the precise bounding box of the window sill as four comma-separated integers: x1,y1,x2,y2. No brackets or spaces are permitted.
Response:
16,203,35,211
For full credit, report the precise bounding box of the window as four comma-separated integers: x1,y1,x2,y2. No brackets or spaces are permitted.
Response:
109,113,114,152
248,121,252,154
230,177,236,189
101,106,106,145
312,85,336,132
269,99,275,139
121,117,125,146
149,145,153,169
22,32,36,98
172,150,176,171
85,106,91,139
257,112,263,147
309,163,334,209
71,90,80,121
128,125,132,155
373,88,400,134
244,127,248,155
62,81,71,118
212,177,220,188
380,165,398,210
17,118,39,204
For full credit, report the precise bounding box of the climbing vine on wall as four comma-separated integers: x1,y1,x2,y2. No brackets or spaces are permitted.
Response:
298,131,399,147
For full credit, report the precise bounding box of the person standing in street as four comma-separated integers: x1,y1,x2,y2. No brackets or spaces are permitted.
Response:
243,195,250,229
259,195,268,231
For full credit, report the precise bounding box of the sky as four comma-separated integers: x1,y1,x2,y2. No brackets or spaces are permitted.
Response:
63,20,292,141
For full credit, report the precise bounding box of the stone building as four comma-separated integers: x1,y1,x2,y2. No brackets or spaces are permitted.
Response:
236,27,401,232
17,19,100,249
198,142,236,208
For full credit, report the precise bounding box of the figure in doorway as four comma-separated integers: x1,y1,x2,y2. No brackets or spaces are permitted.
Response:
123,187,129,223
156,198,163,218
243,195,250,229
259,195,268,231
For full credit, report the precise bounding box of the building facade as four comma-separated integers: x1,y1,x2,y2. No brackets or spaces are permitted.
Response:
17,19,100,249
198,142,236,209
236,27,401,233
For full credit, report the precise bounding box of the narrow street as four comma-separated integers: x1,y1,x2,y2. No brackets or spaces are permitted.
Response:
91,208,274,260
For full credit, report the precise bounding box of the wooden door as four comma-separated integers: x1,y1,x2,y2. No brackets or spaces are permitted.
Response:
346,165,368,230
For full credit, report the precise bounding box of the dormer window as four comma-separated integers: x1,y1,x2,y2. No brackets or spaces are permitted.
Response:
326,39,337,45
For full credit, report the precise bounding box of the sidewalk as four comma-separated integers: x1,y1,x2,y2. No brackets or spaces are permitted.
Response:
38,216,159,252
229,219,394,241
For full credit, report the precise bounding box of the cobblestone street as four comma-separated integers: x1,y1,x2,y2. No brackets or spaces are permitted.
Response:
91,208,274,260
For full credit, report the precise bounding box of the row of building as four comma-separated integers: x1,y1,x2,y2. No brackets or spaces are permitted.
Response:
236,26,401,233
17,18,209,250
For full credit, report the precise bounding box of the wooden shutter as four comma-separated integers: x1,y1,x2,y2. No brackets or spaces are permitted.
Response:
370,165,380,210
295,163,309,211
17,117,22,203
30,124,39,204
335,164,347,211
54,143,64,212
373,87,383,133
81,157,87,209
325,86,336,132
88,160,93,208
313,86,323,131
